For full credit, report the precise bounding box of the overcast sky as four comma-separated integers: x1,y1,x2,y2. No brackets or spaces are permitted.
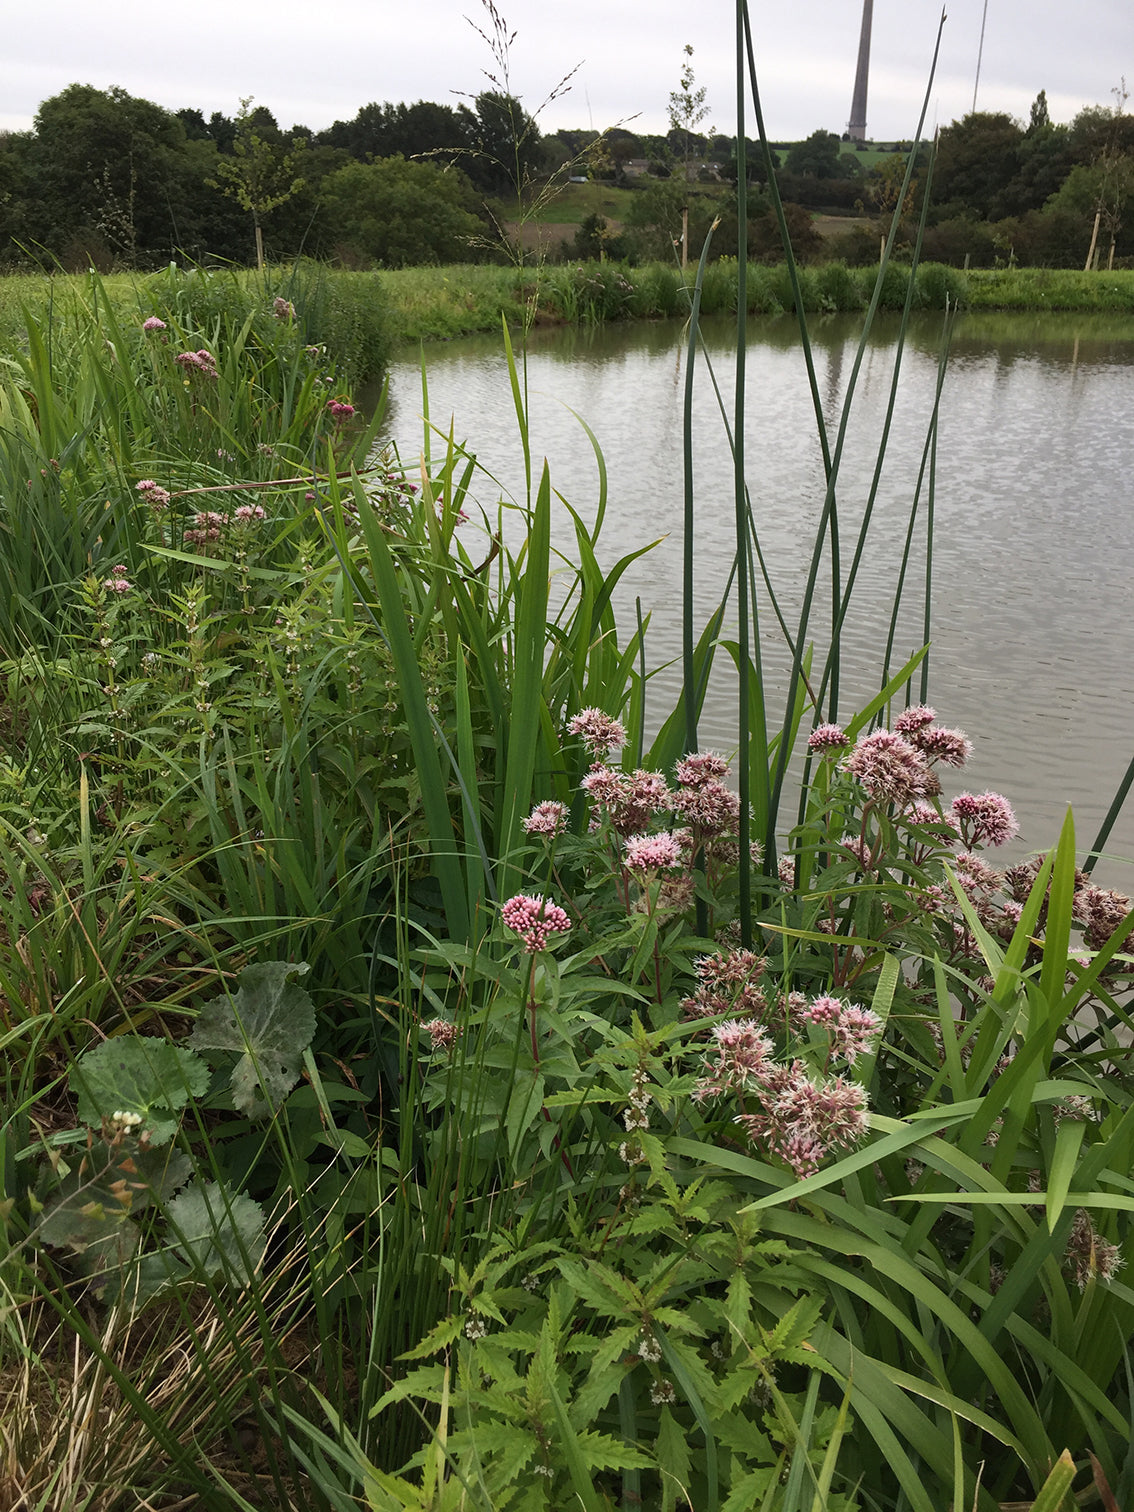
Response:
2,0,1129,144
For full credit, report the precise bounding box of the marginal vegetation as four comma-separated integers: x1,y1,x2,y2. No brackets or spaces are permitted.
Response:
2,10,1133,1512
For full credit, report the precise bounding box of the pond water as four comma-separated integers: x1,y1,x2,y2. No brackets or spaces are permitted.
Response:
381,310,1134,875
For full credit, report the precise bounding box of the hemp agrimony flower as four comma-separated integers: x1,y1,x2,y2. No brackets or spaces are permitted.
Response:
501,893,571,952
566,707,627,760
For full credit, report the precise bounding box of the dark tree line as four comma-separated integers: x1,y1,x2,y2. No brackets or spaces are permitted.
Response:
0,83,550,270
1,82,1130,272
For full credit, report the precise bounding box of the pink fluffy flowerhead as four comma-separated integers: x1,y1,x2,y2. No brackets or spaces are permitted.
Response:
142,316,166,332
893,705,937,734
423,1017,461,1052
501,893,571,953
567,707,627,760
910,725,973,768
949,791,1018,848
842,729,935,805
807,723,851,753
175,349,217,378
623,830,682,874
103,566,131,593
674,751,730,787
523,800,568,838
135,479,171,510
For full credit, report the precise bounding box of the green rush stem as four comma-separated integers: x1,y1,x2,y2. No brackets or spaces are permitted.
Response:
734,0,752,943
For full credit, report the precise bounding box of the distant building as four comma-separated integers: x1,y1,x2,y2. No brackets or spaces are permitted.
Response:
848,0,873,143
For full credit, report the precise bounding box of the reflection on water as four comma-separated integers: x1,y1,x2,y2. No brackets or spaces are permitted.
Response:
383,311,1134,873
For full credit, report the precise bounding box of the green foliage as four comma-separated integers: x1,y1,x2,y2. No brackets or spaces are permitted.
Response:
785,130,844,180
162,1180,266,1285
322,157,488,268
71,1037,209,1145
213,97,307,268
4,16,1134,1512
190,961,315,1115
376,1201,838,1510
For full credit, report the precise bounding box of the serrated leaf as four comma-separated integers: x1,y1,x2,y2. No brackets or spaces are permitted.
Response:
721,1466,777,1512
71,1037,208,1144
163,1180,265,1285
189,961,314,1116
39,1134,190,1255
131,1143,194,1204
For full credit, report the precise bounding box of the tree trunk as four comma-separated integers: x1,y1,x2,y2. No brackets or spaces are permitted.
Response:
1084,208,1101,272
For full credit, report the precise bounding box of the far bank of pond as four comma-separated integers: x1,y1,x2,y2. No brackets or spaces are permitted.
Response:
381,308,1134,874
381,263,1134,344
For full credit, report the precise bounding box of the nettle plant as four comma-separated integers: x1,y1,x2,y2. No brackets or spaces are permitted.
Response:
28,962,315,1304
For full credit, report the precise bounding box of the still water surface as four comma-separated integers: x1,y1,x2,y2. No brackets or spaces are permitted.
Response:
383,312,1134,871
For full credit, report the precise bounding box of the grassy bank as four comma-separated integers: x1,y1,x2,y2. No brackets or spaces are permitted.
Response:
2,263,1129,379
380,260,1134,344
0,261,393,386
965,266,1134,310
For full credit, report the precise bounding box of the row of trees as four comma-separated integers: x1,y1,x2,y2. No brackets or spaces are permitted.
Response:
0,85,549,270
0,82,1130,272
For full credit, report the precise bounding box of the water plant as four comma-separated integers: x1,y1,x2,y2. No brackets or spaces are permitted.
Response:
2,7,1134,1511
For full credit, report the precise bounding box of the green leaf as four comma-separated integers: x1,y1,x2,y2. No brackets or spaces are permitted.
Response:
545,1376,604,1512
71,1037,209,1145
163,1180,265,1285
1047,1118,1086,1233
1027,1449,1077,1512
656,1404,693,1512
190,961,315,1116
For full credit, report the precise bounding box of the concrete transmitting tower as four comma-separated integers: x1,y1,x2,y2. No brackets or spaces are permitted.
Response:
848,0,873,142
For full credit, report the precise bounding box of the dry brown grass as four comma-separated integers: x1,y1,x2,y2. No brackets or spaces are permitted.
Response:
0,1233,323,1512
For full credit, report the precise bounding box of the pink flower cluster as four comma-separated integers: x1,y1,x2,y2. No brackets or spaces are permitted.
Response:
671,756,741,844
733,1061,870,1178
233,503,267,525
273,297,296,320
1072,882,1134,951
327,399,356,421
842,729,939,806
423,1017,461,1052
694,1019,774,1099
175,349,218,379
501,893,571,952
800,994,881,1065
841,710,979,810
567,707,627,760
807,723,851,753
581,766,672,838
522,800,568,838
948,791,1018,848
142,316,166,332
103,566,131,593
184,510,228,547
680,948,768,1020
136,479,171,511
623,830,683,874
693,1017,871,1179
